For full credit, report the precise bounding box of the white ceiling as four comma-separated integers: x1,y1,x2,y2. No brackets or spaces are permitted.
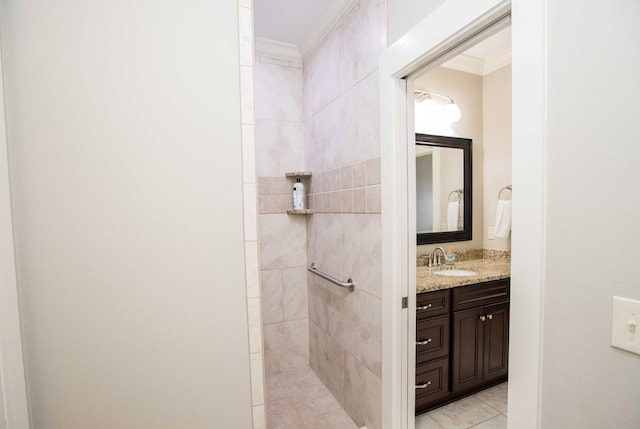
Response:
253,0,354,59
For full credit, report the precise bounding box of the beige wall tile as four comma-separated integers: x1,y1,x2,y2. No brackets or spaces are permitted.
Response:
282,267,309,321
353,161,366,187
353,188,366,213
238,7,254,67
247,298,263,353
244,183,258,240
240,65,255,125
365,157,381,185
242,124,256,183
245,241,260,299
308,320,345,404
341,190,353,213
365,185,381,213
342,214,382,298
341,165,354,189
255,120,279,177
261,269,283,325
343,353,382,429
263,319,309,374
250,353,265,405
252,405,266,429
259,214,306,270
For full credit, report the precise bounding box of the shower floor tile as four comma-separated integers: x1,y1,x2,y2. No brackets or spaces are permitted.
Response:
416,383,508,429
266,367,359,429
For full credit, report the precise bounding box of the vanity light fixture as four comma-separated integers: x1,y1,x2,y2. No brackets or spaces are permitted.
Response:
414,89,461,123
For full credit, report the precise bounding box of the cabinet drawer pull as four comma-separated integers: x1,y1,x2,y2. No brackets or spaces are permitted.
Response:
417,304,432,310
479,315,486,322
487,314,493,320
416,338,432,346
416,381,432,389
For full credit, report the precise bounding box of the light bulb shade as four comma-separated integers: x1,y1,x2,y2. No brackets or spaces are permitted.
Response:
444,102,461,122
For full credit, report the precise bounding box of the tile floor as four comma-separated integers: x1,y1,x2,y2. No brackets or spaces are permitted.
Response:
266,368,506,429
266,366,359,429
415,383,508,429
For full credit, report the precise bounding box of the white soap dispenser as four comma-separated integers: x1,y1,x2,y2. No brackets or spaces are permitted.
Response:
293,178,305,210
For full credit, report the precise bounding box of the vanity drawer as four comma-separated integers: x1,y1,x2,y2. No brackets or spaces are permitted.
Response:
452,279,510,311
415,357,450,412
417,289,450,320
416,314,450,364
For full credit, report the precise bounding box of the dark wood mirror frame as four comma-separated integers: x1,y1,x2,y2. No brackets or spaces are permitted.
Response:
416,133,472,245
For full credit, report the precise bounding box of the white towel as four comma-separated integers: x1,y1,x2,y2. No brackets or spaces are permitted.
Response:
457,199,464,229
447,201,459,231
494,199,512,238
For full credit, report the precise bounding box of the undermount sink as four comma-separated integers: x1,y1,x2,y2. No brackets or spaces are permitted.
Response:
434,269,478,277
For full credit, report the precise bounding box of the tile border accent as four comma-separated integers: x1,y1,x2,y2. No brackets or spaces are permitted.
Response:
238,2,267,428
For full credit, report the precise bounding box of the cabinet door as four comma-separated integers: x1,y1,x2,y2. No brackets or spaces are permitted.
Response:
452,307,484,393
483,302,509,382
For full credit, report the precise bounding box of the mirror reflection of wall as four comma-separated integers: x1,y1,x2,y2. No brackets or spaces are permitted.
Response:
416,146,465,233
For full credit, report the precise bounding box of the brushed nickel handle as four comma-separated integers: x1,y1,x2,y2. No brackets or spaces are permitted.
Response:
416,381,432,389
487,314,493,320
416,338,432,346
417,304,432,310
479,315,486,322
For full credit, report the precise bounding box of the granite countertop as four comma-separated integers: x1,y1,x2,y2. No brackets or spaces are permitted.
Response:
416,250,511,293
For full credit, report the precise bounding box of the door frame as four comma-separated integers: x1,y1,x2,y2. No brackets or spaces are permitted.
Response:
0,41,31,429
380,0,547,428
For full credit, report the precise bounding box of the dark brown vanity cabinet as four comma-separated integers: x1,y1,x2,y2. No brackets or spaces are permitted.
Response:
416,279,510,415
415,290,451,413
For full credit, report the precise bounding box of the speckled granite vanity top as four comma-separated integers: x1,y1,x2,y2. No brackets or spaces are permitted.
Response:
416,249,511,293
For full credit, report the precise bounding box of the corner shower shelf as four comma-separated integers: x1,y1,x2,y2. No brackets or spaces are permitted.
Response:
284,171,312,178
286,209,314,215
285,171,313,215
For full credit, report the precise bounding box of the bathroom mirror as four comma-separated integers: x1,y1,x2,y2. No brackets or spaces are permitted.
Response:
416,133,472,244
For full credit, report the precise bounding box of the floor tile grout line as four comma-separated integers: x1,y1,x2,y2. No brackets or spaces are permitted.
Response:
466,413,502,429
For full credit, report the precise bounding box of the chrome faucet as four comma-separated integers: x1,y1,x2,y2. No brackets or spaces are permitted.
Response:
431,247,446,267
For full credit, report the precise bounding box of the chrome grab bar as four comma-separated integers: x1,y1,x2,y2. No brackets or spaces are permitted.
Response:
307,263,355,292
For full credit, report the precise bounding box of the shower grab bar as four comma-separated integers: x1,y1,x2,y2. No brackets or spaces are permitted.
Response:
308,263,355,292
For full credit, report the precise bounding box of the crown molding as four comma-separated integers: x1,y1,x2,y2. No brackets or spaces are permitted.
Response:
440,54,484,75
254,37,302,63
483,48,512,75
298,0,358,62
440,48,511,76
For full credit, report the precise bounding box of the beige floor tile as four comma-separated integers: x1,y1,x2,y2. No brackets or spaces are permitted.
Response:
474,383,508,415
323,407,360,429
266,365,358,429
416,413,445,429
428,396,500,429
470,414,507,429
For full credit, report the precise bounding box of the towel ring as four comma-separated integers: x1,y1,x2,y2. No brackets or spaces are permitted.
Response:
498,185,512,201
448,189,463,202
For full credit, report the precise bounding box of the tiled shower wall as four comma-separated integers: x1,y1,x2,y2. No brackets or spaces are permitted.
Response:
304,1,385,428
254,56,310,375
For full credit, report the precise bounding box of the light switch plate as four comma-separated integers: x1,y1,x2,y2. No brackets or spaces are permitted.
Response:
611,296,640,355
488,226,496,240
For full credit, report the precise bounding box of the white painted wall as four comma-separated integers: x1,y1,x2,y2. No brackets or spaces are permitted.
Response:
482,65,511,251
0,0,253,427
541,1,640,427
386,0,446,46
